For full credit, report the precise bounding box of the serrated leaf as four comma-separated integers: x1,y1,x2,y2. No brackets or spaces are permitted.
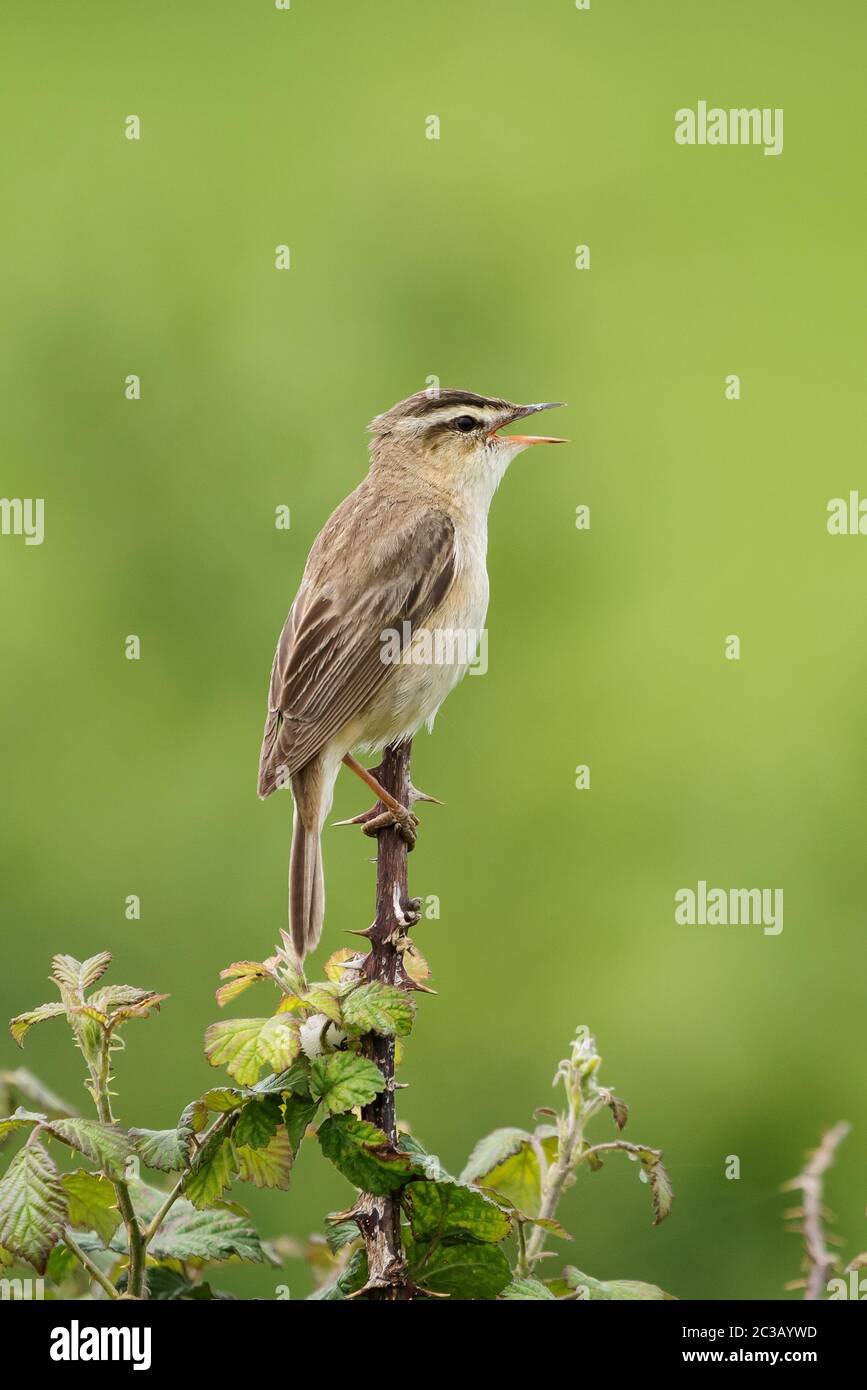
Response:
203,1016,301,1087
303,987,343,1025
607,1094,629,1132
564,1266,675,1300
61,1171,120,1244
185,1132,237,1210
524,1214,572,1241
0,1107,45,1141
179,1100,209,1134
341,982,415,1038
106,993,168,1028
462,1131,557,1217
48,1118,132,1177
0,1141,67,1274
236,1128,293,1189
324,1214,360,1254
283,1093,320,1153
641,1150,674,1226
501,1277,557,1300
51,953,112,997
215,962,268,1009
253,1058,311,1097
234,1096,282,1150
460,1128,532,1184
147,1200,272,1264
317,1115,414,1195
309,1054,385,1116
200,1087,247,1113
9,1002,67,1047
130,1126,191,1173
405,1235,510,1300
403,1180,511,1244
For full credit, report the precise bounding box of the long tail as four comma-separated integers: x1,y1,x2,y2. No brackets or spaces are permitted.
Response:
289,804,325,960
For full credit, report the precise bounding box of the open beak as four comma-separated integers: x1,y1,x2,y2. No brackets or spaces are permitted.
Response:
489,401,568,446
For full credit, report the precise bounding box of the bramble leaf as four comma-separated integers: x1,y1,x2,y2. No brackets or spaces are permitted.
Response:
9,1003,67,1047
203,1015,301,1086
236,1128,293,1189
51,953,112,997
61,1171,120,1244
185,1132,237,1210
234,1096,282,1150
405,1235,511,1300
49,1119,132,1177
564,1266,675,1300
0,1141,67,1274
309,1054,385,1116
130,1126,192,1174
318,1116,414,1195
403,1180,511,1245
501,1277,557,1300
462,1130,557,1217
216,962,269,1009
283,1094,320,1153
341,983,415,1038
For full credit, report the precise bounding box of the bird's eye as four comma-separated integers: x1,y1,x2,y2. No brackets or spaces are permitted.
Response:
453,415,478,433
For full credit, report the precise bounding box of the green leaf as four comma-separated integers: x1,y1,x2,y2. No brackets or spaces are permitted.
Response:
0,1141,67,1274
641,1150,674,1226
144,1197,273,1265
283,1093,320,1153
563,1267,675,1300
341,982,415,1038
317,1115,414,1195
185,1132,237,1210
200,1087,247,1113
310,1054,385,1116
303,987,343,1024
61,1171,120,1244
9,1002,67,1047
130,1126,191,1174
0,1107,45,1141
236,1128,293,1189
324,1214,360,1253
234,1096,282,1150
253,1059,312,1097
403,1180,511,1244
215,962,269,1009
405,1235,510,1300
48,1118,132,1177
203,1016,301,1086
462,1131,557,1217
461,1128,532,1184
501,1277,557,1300
51,952,112,997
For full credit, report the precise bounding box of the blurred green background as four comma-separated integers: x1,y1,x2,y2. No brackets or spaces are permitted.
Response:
1,0,864,1300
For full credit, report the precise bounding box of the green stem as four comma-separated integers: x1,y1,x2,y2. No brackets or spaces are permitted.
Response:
63,1228,121,1300
93,1040,146,1299
524,1093,582,1268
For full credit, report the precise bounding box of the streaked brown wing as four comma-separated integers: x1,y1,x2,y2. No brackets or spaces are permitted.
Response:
258,508,455,795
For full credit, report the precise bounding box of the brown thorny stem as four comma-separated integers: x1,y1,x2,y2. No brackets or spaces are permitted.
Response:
353,738,418,1299
792,1121,851,1301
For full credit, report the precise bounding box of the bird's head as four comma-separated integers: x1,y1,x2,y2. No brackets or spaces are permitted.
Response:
367,389,567,500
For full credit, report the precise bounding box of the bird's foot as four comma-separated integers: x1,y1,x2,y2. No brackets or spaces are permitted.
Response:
335,754,443,850
334,801,419,849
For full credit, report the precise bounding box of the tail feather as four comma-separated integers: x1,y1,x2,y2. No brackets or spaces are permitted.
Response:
289,807,324,960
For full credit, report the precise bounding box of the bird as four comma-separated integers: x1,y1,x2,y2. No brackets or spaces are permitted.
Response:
258,388,567,959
